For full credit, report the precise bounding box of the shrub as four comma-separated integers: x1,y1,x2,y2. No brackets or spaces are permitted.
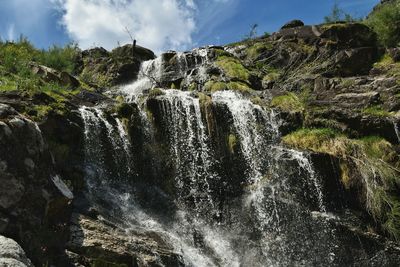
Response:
324,2,359,23
38,43,80,74
365,0,400,47
0,36,39,75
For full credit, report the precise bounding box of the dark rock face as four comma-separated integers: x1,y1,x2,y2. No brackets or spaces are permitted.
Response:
281,19,305,29
0,104,73,265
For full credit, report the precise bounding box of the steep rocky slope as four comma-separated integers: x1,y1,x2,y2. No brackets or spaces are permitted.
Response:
1,5,400,266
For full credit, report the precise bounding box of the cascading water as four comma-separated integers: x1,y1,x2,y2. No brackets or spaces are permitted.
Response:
78,48,352,266
156,89,218,217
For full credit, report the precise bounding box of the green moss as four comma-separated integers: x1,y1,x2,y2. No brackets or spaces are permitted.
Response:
227,81,252,93
340,78,357,88
215,56,250,81
373,53,400,77
213,49,232,57
116,102,134,118
362,105,392,117
227,134,238,154
148,88,165,98
188,82,197,91
282,128,342,154
271,93,304,113
198,92,212,106
204,81,228,92
170,82,178,89
246,42,273,60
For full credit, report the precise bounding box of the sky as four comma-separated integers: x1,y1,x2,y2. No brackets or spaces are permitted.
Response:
0,0,380,53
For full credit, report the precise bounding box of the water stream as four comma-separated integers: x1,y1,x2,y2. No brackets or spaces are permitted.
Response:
78,49,341,266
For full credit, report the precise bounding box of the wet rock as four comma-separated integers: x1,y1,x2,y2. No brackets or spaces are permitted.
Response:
67,213,183,266
0,235,33,267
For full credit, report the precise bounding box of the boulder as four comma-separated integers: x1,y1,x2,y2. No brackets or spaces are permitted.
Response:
79,45,156,87
388,47,400,62
0,235,33,267
281,19,305,29
30,63,80,88
319,23,377,48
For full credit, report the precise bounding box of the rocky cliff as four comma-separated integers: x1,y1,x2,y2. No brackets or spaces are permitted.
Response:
1,4,400,267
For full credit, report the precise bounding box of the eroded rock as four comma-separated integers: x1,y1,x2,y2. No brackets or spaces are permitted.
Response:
0,235,33,267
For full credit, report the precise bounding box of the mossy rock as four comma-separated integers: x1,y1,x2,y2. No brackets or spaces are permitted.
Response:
116,102,134,118
148,88,165,98
215,55,250,82
271,92,304,113
227,134,238,154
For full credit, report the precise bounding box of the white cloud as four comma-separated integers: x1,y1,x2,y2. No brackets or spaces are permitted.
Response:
53,0,197,52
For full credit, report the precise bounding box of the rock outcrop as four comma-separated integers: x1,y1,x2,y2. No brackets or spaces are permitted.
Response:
0,235,33,267
0,103,74,265
77,44,156,87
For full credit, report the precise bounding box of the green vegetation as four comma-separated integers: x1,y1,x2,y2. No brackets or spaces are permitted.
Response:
0,37,79,75
365,0,400,47
148,88,165,98
373,53,400,78
283,128,400,240
362,105,392,117
0,37,84,121
324,2,359,24
215,55,250,81
227,134,238,154
246,42,273,61
270,92,304,113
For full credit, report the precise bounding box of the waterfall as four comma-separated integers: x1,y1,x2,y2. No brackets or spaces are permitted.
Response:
393,120,400,144
156,89,218,216
77,43,349,266
120,56,163,101
79,104,240,267
212,91,279,183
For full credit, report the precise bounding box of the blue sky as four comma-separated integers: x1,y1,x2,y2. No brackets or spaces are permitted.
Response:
0,0,380,53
